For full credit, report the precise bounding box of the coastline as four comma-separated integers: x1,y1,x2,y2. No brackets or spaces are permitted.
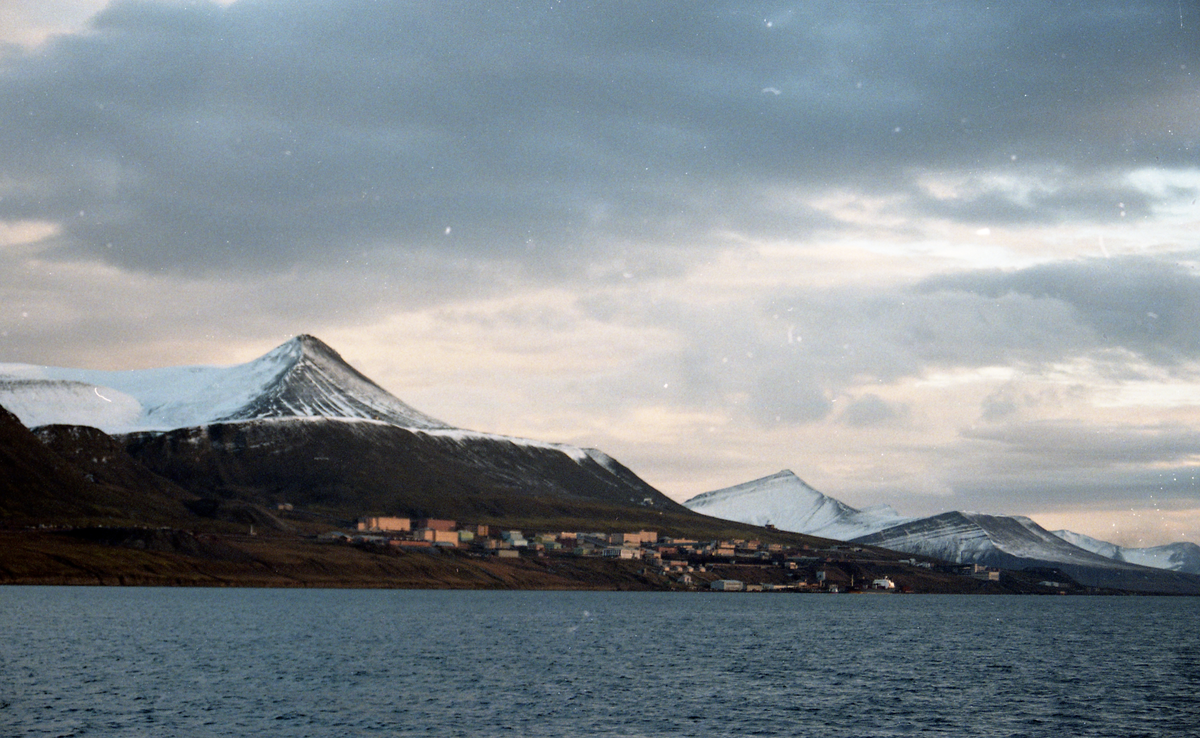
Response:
0,529,1122,594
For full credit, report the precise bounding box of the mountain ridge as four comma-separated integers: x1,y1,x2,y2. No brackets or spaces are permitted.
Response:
685,469,1200,593
853,511,1200,593
1051,529,1200,575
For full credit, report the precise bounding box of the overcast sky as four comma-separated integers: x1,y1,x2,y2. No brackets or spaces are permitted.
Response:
2,1,1198,545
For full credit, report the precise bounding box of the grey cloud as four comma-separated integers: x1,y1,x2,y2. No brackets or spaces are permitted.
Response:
918,256,1200,368
945,421,1200,511
911,179,1156,225
572,252,1199,428
839,394,908,427
961,421,1200,468
946,466,1200,516
0,1,1196,277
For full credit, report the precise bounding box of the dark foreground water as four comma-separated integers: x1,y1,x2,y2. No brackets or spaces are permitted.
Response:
1,589,1198,737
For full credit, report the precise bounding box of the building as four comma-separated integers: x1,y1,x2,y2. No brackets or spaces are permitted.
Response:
710,579,744,592
413,528,459,546
501,530,528,548
357,516,411,532
413,518,456,532
955,563,1001,580
871,578,896,590
609,530,658,546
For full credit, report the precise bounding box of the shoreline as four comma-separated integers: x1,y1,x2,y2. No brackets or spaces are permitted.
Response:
0,529,1146,594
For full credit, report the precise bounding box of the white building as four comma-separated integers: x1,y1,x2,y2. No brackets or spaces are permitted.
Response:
710,579,744,592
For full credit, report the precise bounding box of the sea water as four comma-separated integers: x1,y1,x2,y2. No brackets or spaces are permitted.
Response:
1,588,1197,737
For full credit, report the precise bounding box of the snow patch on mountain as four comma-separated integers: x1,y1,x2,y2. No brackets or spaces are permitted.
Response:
0,377,144,431
411,427,618,468
683,470,911,540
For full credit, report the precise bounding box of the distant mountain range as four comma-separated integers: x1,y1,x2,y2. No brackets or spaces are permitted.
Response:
1050,528,1200,575
684,470,1200,594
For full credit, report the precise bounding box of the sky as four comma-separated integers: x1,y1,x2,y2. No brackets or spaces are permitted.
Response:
2,1,1199,546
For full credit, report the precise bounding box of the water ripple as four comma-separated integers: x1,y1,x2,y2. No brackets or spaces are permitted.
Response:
1,589,1198,737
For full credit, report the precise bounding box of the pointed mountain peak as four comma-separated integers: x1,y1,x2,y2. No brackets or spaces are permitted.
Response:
0,335,454,432
224,335,453,429
767,469,802,482
292,333,338,356
684,469,820,507
262,334,338,363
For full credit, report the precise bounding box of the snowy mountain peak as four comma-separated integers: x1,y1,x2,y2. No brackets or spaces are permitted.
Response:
0,335,451,433
231,335,451,430
1051,529,1200,575
683,469,910,541
683,469,816,507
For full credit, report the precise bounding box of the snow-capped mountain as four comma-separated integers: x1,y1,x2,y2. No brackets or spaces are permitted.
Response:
852,512,1200,594
0,335,449,433
682,470,911,540
1051,530,1200,576
0,335,691,526
0,335,635,467
687,470,1200,593
853,512,1120,568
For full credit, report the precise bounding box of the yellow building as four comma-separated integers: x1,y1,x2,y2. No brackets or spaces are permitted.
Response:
357,516,411,532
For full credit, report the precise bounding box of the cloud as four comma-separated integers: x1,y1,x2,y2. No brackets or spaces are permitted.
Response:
0,1,1196,280
839,393,908,427
944,420,1200,515
962,421,1200,469
918,256,1200,368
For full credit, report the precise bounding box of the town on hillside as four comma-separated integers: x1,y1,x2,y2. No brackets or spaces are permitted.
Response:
316,515,1004,593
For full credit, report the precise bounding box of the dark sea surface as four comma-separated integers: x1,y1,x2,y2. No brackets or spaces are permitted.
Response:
1,588,1198,737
